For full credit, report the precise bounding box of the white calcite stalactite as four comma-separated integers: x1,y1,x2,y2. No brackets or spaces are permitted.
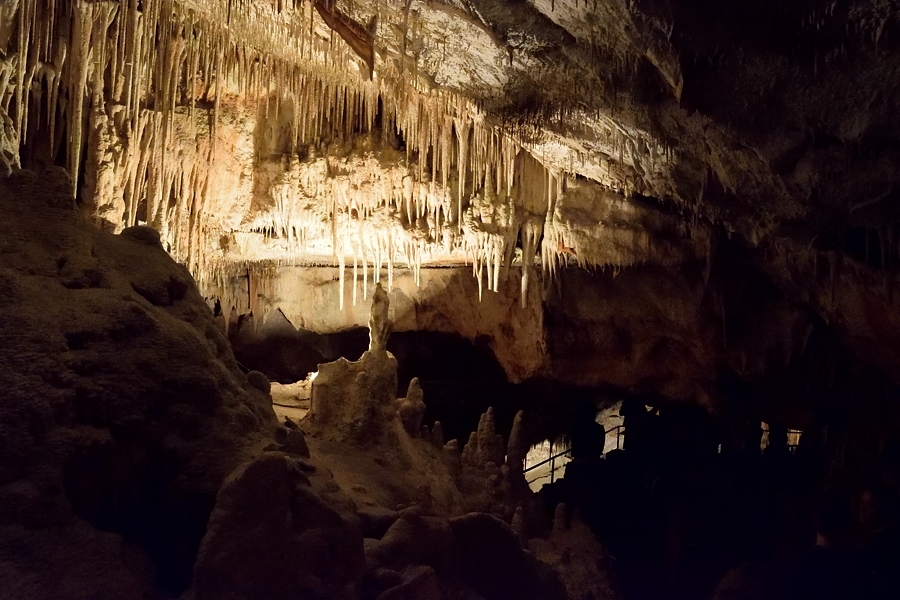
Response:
520,218,542,309
352,251,358,307
1,0,678,309
338,252,345,310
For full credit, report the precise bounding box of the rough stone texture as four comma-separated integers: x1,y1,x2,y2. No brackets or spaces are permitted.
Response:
369,282,392,353
120,225,163,247
7,4,900,597
457,407,522,518
450,512,567,600
246,370,272,394
543,265,718,402
190,452,365,600
363,509,571,600
461,408,507,471
397,378,427,438
309,349,399,443
529,506,619,600
366,511,455,574
282,428,311,458
4,0,900,409
507,410,527,471
0,175,276,598
0,176,621,600
212,253,898,423
228,309,324,384
0,105,19,177
207,265,546,383
303,291,472,517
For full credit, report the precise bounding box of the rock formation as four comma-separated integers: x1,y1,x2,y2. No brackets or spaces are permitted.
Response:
190,452,365,600
0,172,277,597
0,172,618,598
2,0,894,425
4,1,900,598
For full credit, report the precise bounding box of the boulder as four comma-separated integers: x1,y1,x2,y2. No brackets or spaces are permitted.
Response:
450,513,565,600
191,453,365,600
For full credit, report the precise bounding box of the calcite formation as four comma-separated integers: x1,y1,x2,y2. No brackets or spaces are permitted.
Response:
4,2,900,599
0,172,622,599
6,1,898,393
0,0,703,309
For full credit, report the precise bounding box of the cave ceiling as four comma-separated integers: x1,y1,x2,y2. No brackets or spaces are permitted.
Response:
3,0,900,391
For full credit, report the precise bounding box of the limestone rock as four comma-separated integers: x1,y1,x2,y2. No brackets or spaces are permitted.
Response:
442,440,461,481
529,509,619,600
191,453,365,600
228,308,324,384
309,350,399,443
431,421,444,448
507,410,527,470
0,180,275,598
282,428,311,458
397,378,426,438
510,506,526,543
38,167,75,207
461,407,506,470
246,370,271,394
450,513,566,600
0,106,18,176
369,282,391,353
120,225,162,247
365,511,455,574
457,408,513,514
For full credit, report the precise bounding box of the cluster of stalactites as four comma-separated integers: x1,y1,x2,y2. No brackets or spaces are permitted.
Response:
4,0,679,309
6,0,350,176
3,0,378,281
225,81,573,309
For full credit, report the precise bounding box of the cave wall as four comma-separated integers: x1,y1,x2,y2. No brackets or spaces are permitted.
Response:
0,171,277,597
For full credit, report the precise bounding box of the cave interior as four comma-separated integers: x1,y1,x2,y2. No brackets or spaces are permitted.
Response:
2,1,900,599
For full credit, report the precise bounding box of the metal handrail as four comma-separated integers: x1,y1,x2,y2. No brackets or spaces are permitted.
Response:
608,424,624,450
524,448,572,474
523,425,626,472
523,425,626,485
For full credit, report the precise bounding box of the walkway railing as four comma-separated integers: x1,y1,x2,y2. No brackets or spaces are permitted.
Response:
607,424,625,450
524,425,626,484
524,444,572,484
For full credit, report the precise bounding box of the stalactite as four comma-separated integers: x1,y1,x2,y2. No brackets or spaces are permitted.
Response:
363,253,368,300
338,252,345,310
353,250,358,307
3,0,670,306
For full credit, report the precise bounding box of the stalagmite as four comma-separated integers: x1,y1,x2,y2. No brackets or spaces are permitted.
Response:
507,410,526,471
368,282,390,353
